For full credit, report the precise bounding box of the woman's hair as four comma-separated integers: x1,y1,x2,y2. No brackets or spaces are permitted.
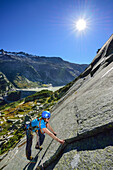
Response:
42,118,46,121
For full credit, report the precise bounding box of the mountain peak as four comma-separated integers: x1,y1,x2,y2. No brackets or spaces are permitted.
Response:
0,50,88,88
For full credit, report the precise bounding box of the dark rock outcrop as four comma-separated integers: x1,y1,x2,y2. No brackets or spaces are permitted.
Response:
0,34,113,169
0,72,16,104
0,72,15,94
81,34,113,78
6,91,21,101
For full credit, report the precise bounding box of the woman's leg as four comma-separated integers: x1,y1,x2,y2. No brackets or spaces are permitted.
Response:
26,129,33,160
35,130,45,149
39,130,45,146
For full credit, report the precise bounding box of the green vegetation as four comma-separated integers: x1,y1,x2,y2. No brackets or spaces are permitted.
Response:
13,75,42,88
0,99,24,111
54,75,80,99
0,127,25,155
25,90,53,102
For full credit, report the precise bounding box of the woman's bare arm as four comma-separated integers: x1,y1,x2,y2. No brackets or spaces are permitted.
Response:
46,123,56,134
42,128,65,144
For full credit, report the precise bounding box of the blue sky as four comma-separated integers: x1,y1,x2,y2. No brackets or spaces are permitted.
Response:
0,0,113,64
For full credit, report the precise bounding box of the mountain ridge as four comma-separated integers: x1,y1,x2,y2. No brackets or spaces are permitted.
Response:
0,49,88,88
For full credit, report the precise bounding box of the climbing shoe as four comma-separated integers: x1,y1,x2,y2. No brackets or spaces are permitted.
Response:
35,145,43,150
27,156,34,160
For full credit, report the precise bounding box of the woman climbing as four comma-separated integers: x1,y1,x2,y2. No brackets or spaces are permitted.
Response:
26,111,65,160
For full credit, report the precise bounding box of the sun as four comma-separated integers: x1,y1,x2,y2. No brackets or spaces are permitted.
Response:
76,19,86,31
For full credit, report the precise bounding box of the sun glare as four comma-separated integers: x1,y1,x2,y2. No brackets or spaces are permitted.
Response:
76,19,86,31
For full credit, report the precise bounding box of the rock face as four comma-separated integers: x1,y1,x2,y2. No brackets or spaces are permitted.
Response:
0,72,21,104
6,91,21,101
0,50,88,88
0,72,16,104
0,72,15,94
0,35,113,169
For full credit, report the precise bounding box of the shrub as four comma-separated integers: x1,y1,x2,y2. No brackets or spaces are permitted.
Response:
25,90,53,102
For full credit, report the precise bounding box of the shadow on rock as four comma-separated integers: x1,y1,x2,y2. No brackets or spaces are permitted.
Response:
45,129,113,169
23,151,40,170
37,139,54,168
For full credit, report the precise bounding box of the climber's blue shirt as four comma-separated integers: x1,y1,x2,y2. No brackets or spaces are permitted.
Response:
31,117,47,132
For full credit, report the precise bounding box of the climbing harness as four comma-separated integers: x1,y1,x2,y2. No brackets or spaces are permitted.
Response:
26,117,47,134
18,117,45,148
